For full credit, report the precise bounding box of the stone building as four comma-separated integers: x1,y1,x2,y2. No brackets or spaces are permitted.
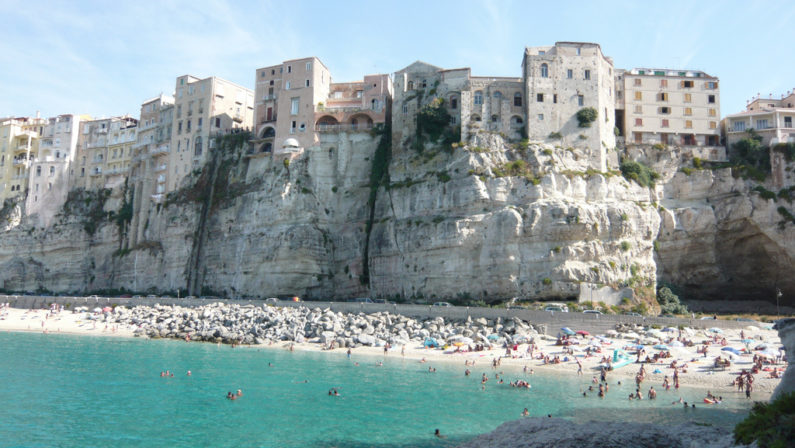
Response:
723,90,795,147
0,116,45,202
72,116,137,191
25,114,82,226
251,57,392,158
522,42,617,170
168,75,254,191
391,61,524,151
617,68,721,156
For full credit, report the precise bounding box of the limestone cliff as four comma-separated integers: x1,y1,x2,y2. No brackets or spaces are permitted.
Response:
0,130,792,307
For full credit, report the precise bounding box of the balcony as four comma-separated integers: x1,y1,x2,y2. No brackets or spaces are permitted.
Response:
15,144,31,152
12,159,30,167
233,114,244,123
315,123,374,133
155,164,167,172
150,145,169,155
90,168,103,176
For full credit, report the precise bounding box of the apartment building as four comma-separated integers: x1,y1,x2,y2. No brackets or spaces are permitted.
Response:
169,75,254,191
392,61,523,150
522,42,617,166
26,114,81,226
0,116,45,202
130,94,174,207
618,68,721,150
251,57,392,157
72,116,137,190
723,91,795,147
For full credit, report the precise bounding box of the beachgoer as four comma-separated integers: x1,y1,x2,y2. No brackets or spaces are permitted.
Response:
347,349,351,359
187,370,192,376
522,408,529,417
434,429,446,439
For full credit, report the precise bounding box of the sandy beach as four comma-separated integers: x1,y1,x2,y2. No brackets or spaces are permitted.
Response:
0,306,784,399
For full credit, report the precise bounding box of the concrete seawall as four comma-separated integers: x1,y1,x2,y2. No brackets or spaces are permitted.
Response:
2,294,757,335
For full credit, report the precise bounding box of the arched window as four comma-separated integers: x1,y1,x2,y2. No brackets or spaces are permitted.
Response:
514,93,522,107
472,115,482,122
474,91,483,105
541,63,549,78
194,136,202,156
511,116,524,125
493,91,502,100
450,96,458,109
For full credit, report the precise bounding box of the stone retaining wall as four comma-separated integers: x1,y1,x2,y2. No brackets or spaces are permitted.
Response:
2,295,756,335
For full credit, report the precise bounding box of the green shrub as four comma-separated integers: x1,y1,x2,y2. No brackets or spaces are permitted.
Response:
693,157,704,169
548,132,562,139
576,107,598,128
620,241,631,251
283,158,290,169
542,277,552,285
657,286,688,314
754,186,777,201
436,171,451,182
542,149,553,156
734,391,795,448
552,246,561,253
620,161,660,188
652,143,666,150
578,134,588,140
681,167,693,176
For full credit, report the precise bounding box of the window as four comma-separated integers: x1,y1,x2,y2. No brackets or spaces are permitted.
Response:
577,95,584,106
491,115,498,123
371,99,378,110
514,93,522,107
48,182,52,190
684,107,693,116
708,95,716,104
567,69,573,79
538,114,544,121
658,93,668,101
36,166,41,176
421,79,427,88
635,118,643,126
576,47,581,55
408,81,414,90
186,120,191,131
474,91,483,105
785,116,792,128
540,63,548,78
287,65,291,73
306,62,311,71
80,167,84,177
707,81,718,89
682,80,694,88
709,121,717,129
194,136,202,156
538,50,545,55
290,121,296,133
450,116,456,125
709,109,716,117
660,79,668,88
584,70,591,80
402,104,408,114
450,97,458,109
634,91,642,100
197,117,203,128
305,79,310,87
215,117,221,128
662,119,669,128
634,78,642,86
291,98,299,115
684,93,692,103
177,122,182,134
756,119,769,129
356,90,363,98
285,81,291,90
553,94,557,104
49,166,55,176
537,93,544,102
659,107,670,114
634,105,642,113
685,120,693,129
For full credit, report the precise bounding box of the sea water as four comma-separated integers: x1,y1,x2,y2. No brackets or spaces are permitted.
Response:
0,332,755,447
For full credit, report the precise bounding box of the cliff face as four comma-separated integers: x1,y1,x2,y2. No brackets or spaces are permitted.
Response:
0,131,792,306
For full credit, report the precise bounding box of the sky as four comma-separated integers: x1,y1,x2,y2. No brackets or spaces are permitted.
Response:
1,0,793,119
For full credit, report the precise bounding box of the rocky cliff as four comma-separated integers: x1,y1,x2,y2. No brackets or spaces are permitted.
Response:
0,129,792,307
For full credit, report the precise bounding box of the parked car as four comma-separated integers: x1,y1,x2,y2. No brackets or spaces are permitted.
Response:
661,314,676,318
735,317,754,322
433,302,452,307
622,312,642,317
544,304,569,313
184,296,196,300
582,310,602,315
351,297,374,303
132,295,142,299
373,299,395,304
146,295,158,299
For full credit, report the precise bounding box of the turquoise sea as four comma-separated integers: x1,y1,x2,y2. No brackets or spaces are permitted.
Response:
0,332,755,447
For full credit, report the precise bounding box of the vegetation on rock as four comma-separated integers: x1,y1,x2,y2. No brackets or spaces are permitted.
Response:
620,161,659,188
576,107,598,128
734,391,795,448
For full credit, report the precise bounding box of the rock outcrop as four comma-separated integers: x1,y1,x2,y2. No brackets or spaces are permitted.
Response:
772,318,795,400
457,417,736,448
0,130,792,307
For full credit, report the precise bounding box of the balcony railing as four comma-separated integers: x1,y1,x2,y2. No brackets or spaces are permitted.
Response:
90,169,103,176
315,123,374,133
12,159,30,167
150,145,169,155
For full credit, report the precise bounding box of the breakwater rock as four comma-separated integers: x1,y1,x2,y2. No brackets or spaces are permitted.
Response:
457,417,737,448
106,302,542,347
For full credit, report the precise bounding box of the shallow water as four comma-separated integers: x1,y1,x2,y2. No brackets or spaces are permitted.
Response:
0,333,754,447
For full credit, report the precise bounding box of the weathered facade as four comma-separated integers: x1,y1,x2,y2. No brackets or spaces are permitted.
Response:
0,116,45,202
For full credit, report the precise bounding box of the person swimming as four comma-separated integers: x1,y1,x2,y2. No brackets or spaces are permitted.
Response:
522,408,529,417
434,429,446,439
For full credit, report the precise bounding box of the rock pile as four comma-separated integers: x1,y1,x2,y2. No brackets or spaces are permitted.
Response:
104,303,541,347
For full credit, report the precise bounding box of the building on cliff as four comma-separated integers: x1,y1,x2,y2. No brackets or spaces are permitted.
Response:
168,75,254,191
0,116,46,203
250,57,392,158
71,116,138,191
723,90,795,148
25,114,83,227
616,68,722,160
129,95,174,207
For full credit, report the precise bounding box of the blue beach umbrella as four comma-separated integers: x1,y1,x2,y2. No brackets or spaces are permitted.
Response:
487,334,499,341
653,344,668,350
561,327,575,335
721,347,742,356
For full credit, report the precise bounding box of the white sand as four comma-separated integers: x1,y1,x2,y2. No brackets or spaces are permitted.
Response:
0,306,784,398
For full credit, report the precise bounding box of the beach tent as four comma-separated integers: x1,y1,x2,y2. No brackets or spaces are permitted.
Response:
721,347,743,356
561,327,575,336
423,337,440,348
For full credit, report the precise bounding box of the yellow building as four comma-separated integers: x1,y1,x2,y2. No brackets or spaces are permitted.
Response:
0,116,45,202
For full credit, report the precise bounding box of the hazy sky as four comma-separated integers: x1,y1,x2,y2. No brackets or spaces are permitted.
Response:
1,0,793,119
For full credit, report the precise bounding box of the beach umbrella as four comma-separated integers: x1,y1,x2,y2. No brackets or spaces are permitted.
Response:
487,333,500,341
709,328,722,333
606,330,619,336
93,307,102,313
754,344,768,350
576,330,590,336
721,347,743,356
623,332,640,339
102,306,112,313
662,327,677,332
745,325,759,331
669,341,684,347
741,339,755,344
561,327,575,336
653,344,668,350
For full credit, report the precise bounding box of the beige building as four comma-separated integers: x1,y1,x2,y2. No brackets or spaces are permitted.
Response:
169,75,254,191
618,68,721,151
0,116,45,202
26,114,82,226
523,42,617,169
72,116,137,190
723,91,795,147
251,57,392,157
130,94,174,207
